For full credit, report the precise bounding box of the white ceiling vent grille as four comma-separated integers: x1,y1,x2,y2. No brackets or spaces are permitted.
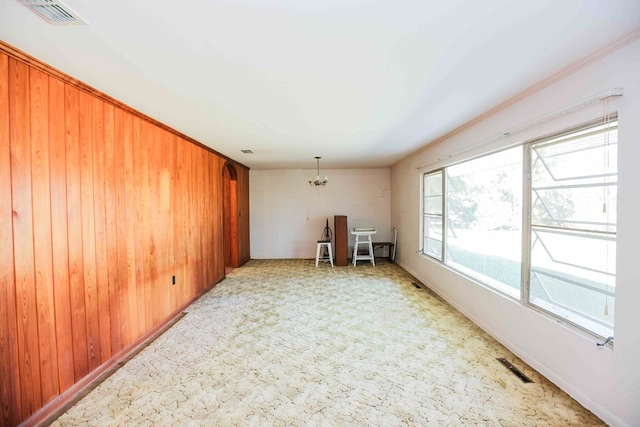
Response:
18,0,88,25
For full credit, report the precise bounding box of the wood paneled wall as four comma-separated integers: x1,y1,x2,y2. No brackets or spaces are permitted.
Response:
0,44,249,426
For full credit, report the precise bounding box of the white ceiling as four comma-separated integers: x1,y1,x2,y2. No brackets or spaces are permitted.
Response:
1,0,639,169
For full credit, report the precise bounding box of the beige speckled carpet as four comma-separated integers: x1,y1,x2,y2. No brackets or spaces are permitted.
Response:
51,259,603,426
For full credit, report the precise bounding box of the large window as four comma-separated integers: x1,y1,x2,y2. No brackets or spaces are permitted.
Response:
422,119,617,338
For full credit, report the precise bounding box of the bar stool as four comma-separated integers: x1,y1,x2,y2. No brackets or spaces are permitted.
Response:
351,228,376,266
315,240,334,268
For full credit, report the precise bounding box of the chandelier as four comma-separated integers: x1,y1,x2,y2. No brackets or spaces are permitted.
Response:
309,156,328,187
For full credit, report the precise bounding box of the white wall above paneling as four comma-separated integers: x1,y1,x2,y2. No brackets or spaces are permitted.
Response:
250,168,390,259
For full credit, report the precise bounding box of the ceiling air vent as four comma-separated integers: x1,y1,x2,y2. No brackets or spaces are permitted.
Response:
240,150,254,154
18,0,88,25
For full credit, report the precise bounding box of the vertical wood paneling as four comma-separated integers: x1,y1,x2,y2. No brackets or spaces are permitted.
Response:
79,90,101,371
132,116,147,337
170,139,180,312
147,124,160,324
173,139,187,309
0,52,22,427
65,84,89,381
196,149,205,289
187,144,197,295
29,67,60,405
158,129,173,318
184,140,194,303
199,149,207,289
123,111,139,342
165,132,179,312
9,58,42,418
104,103,121,354
91,97,112,363
112,108,129,348
204,153,212,286
194,146,203,293
48,76,74,393
141,120,153,330
2,44,244,424
202,151,208,285
167,131,176,312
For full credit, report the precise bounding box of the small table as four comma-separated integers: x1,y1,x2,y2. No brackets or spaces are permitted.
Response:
372,227,397,263
351,228,376,266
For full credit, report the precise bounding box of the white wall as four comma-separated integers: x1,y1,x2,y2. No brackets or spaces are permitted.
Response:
250,168,391,259
391,38,640,427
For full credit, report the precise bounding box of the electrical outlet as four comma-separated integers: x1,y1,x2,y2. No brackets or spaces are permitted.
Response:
172,275,176,285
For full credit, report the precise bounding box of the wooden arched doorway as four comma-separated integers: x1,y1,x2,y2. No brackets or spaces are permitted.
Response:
223,162,239,272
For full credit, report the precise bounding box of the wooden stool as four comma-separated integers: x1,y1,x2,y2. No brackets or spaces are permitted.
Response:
351,228,376,266
315,240,334,268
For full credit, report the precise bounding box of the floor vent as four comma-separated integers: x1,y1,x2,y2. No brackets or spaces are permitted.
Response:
497,358,533,383
411,282,422,289
17,0,88,25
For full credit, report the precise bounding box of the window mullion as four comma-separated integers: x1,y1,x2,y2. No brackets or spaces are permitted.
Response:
442,169,447,263
521,143,533,305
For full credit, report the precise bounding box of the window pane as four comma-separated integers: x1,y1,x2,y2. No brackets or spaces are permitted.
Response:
425,172,443,215
533,186,617,232
423,171,443,260
530,121,617,337
446,147,523,297
424,214,443,259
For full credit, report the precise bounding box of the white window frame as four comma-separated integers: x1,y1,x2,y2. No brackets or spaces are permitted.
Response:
420,116,617,339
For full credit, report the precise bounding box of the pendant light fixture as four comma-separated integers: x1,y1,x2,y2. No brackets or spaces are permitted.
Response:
309,156,328,187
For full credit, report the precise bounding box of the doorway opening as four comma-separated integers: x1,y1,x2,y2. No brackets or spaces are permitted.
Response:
223,162,239,274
